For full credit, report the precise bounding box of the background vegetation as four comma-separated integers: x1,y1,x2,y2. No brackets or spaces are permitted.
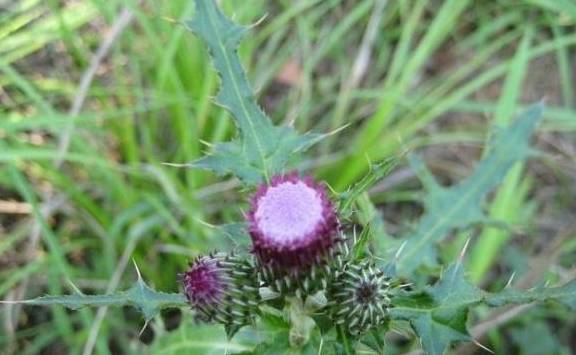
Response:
0,0,575,354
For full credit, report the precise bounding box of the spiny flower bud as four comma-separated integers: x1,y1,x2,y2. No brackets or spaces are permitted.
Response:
329,261,391,336
180,252,259,330
248,173,339,292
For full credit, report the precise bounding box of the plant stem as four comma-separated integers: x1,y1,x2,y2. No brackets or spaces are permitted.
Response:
337,325,353,355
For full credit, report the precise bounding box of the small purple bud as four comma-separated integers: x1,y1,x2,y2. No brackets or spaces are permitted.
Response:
182,257,225,308
180,253,259,329
248,173,339,272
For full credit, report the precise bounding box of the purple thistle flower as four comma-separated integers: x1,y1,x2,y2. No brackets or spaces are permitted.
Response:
182,257,225,308
248,173,339,272
180,253,259,329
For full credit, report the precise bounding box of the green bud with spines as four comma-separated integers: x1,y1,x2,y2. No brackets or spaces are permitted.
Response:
328,260,391,336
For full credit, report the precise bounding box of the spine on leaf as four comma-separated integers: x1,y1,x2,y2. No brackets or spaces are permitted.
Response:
184,0,324,184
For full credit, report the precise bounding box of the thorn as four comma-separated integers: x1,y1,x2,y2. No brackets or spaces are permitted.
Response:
194,217,216,228
138,319,150,337
505,272,516,288
473,339,494,354
364,152,372,168
459,236,472,262
210,99,229,110
132,259,143,280
248,13,268,29
0,300,20,304
66,279,83,295
160,162,190,168
324,181,338,195
199,139,213,148
394,241,407,261
324,123,351,138
240,208,248,220
397,283,413,290
390,327,410,338
161,16,178,24
253,83,264,97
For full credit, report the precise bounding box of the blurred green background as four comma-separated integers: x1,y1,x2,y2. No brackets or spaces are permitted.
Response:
0,0,575,354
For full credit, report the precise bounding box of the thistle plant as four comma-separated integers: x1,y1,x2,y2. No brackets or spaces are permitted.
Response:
4,1,575,354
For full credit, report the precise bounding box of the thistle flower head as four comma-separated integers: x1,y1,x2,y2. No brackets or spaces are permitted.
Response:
182,257,225,307
330,261,391,335
248,173,339,271
180,253,259,329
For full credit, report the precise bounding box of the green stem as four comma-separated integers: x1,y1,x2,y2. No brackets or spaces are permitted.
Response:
338,325,353,355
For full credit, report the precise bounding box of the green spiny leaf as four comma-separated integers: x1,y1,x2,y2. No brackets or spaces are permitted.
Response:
3,278,187,320
428,262,484,307
339,156,400,218
390,263,482,355
397,103,544,274
184,0,322,184
487,280,576,310
390,262,576,355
